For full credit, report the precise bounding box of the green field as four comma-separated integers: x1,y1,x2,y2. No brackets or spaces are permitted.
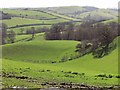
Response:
2,17,68,27
102,18,118,23
2,8,57,19
1,7,119,89
3,40,78,63
2,36,119,88
43,6,86,16
44,6,118,21
15,34,32,42
2,17,68,35
14,33,45,43
2,17,42,27
78,9,117,20
10,25,51,34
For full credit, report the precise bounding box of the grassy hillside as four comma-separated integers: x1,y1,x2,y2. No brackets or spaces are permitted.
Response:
2,8,57,19
10,25,51,34
15,34,31,42
3,40,78,63
2,17,68,34
2,36,119,88
1,7,119,89
42,6,118,21
102,18,118,23
78,9,117,20
42,6,86,15
2,17,67,27
2,17,42,27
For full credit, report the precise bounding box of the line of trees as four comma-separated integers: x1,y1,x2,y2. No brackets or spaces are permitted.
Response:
25,27,49,35
45,22,119,58
46,22,118,41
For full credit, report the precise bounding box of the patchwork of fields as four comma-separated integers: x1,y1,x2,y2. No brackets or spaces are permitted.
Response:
1,7,119,89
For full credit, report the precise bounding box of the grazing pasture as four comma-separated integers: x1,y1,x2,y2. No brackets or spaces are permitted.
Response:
1,7,119,89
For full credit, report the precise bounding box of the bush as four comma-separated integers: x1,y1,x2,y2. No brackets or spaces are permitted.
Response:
72,72,78,75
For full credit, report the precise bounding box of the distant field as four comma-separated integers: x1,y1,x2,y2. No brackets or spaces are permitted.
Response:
2,17,68,27
45,7,118,21
42,10,77,20
10,25,51,34
15,33,45,42
78,9,117,20
102,18,118,23
2,17,69,35
2,17,42,27
2,17,68,35
44,6,86,15
15,34,31,42
2,8,57,19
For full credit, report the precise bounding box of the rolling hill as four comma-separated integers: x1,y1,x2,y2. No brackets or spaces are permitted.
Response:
2,34,119,88
40,6,118,22
3,40,78,63
1,7,119,89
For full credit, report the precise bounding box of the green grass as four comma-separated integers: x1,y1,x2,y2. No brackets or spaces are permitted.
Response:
2,77,41,88
45,7,118,22
43,10,77,20
15,34,32,42
2,37,119,88
78,9,117,20
1,8,119,88
2,17,42,27
45,6,85,15
15,33,45,42
2,8,74,22
3,40,78,63
2,8,56,19
9,25,51,34
102,18,118,23
2,57,118,88
2,17,68,28
33,33,45,41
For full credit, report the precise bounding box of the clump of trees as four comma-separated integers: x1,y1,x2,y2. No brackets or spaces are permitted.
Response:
0,11,11,20
76,23,118,58
25,26,49,40
45,22,119,58
7,30,16,43
0,23,16,44
26,27,49,35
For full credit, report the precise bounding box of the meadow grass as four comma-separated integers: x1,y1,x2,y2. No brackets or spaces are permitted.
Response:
15,33,45,42
102,18,118,23
2,37,119,88
1,8,119,88
3,40,79,63
2,17,68,28
15,34,32,42
2,17,42,27
2,8,56,19
9,25,51,34
78,9,117,20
